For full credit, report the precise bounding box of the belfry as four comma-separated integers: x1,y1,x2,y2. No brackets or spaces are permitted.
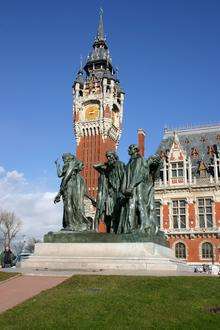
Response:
72,10,125,197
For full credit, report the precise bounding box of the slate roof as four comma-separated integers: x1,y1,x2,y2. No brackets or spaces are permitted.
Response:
157,124,220,177
74,9,123,93
84,10,112,72
74,69,84,86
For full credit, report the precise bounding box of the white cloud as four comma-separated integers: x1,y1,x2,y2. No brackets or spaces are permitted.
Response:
6,170,25,181
0,165,61,239
0,166,5,176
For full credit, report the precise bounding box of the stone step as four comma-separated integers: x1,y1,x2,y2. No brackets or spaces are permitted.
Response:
21,256,190,272
19,242,192,273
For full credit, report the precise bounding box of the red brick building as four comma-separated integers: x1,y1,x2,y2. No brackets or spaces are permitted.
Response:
155,126,220,265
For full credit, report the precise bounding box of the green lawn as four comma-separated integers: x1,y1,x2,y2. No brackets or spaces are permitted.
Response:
0,276,220,329
0,271,18,282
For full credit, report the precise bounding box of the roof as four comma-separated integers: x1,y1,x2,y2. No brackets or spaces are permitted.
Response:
164,123,220,137
74,10,124,92
157,124,220,176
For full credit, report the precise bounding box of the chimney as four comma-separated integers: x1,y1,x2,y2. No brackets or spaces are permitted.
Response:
137,128,146,157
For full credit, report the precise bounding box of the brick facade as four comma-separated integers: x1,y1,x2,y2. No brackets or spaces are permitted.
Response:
155,126,220,265
76,135,117,197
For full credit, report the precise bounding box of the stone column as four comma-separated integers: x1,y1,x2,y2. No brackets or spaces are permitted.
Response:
168,162,172,185
188,158,192,184
74,82,80,98
183,159,187,184
163,159,167,186
214,155,219,183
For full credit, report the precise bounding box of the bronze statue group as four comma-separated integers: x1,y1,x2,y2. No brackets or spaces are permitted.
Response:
54,145,161,236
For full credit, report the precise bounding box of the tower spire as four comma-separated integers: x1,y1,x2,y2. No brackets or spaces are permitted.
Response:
96,8,105,41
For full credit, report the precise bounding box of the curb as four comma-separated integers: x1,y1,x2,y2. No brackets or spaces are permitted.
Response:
0,274,22,287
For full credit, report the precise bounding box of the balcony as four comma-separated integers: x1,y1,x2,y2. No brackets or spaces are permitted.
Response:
164,226,220,238
155,175,219,190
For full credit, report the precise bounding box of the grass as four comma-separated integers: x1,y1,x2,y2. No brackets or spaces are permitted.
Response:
0,271,18,282
0,275,220,329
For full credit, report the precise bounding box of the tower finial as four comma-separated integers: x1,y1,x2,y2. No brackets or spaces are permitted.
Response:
97,7,105,41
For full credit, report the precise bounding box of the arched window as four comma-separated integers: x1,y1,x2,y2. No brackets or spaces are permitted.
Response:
175,242,186,259
202,242,213,259
106,85,111,93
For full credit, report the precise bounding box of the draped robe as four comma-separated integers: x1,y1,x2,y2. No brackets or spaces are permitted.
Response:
94,161,125,233
117,154,161,234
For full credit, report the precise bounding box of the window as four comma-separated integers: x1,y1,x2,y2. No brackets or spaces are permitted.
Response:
155,200,161,228
198,198,213,228
175,242,186,259
171,162,183,178
172,200,186,229
207,145,216,157
106,85,111,93
191,147,199,159
202,242,213,259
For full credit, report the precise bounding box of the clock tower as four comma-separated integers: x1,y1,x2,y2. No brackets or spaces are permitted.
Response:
73,10,125,197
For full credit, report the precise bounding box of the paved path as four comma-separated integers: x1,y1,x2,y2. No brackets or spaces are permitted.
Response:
0,275,67,314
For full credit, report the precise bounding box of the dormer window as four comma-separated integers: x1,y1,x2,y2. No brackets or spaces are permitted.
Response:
200,136,207,143
171,162,183,178
207,145,216,157
191,147,199,158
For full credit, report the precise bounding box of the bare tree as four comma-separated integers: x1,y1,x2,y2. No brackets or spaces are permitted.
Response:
25,237,41,253
12,240,26,256
0,211,22,248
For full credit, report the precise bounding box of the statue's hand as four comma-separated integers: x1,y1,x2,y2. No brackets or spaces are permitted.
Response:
54,193,61,204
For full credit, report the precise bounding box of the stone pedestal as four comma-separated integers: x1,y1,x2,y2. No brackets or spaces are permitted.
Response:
20,241,191,272
44,230,168,246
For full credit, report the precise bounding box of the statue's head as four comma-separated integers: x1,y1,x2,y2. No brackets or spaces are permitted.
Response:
128,144,139,156
62,153,75,162
106,150,119,165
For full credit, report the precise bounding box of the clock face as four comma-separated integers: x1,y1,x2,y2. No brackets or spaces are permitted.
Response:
85,104,99,121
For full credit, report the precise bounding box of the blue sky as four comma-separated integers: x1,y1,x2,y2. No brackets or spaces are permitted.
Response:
0,0,220,236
